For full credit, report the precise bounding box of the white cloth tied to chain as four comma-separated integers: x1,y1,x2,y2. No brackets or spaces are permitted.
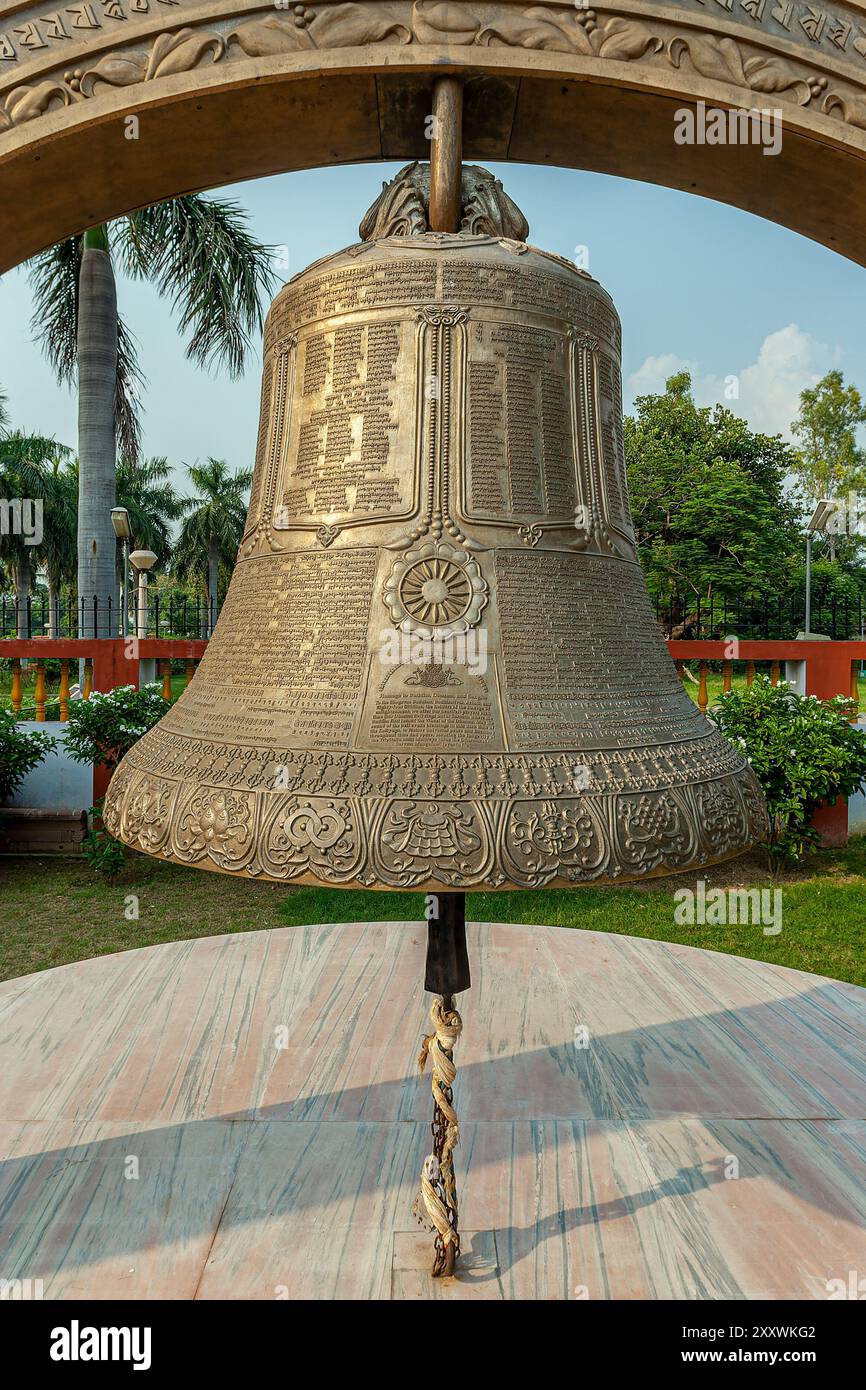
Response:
416,997,463,1248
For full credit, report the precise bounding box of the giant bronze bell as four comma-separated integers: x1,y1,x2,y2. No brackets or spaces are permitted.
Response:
103,144,766,1280
104,163,765,892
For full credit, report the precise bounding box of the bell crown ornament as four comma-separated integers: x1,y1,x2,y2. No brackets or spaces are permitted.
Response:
104,165,767,890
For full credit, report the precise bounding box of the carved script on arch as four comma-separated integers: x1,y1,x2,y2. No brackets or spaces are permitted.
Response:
3,0,866,137
4,0,866,280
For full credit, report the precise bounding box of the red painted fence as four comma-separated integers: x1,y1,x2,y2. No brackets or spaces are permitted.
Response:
667,639,866,703
4,636,864,845
4,639,206,803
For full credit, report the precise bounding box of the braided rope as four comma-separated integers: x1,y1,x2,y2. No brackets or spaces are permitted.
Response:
416,997,463,1268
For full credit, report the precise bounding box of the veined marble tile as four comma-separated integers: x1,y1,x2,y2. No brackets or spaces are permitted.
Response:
1,923,864,1299
0,1117,247,1299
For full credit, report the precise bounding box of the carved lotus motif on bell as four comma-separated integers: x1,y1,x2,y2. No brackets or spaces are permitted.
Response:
383,541,488,638
122,775,175,852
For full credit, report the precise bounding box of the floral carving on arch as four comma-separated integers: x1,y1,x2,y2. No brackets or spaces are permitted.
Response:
3,1,866,131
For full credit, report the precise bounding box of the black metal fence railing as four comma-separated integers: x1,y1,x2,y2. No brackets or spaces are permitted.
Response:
654,592,865,642
0,594,220,640
5,591,864,642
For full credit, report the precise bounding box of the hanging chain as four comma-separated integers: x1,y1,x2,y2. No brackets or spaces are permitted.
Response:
413,995,463,1276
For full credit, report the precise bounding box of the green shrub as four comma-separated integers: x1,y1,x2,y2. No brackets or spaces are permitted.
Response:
0,708,55,802
82,799,127,882
713,676,866,865
64,682,167,772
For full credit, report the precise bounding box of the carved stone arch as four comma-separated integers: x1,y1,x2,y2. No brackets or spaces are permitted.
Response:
3,0,866,269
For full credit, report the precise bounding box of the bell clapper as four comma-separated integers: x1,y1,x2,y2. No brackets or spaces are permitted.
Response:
416,892,469,1278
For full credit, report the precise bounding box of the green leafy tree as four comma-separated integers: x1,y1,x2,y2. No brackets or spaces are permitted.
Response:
0,383,9,437
28,198,275,635
116,455,182,562
791,369,866,564
173,458,252,634
113,454,183,631
792,369,866,506
625,372,799,624
672,459,790,601
787,554,862,632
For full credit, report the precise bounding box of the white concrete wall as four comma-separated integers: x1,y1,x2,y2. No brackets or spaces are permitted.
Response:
8,722,92,812
847,717,866,837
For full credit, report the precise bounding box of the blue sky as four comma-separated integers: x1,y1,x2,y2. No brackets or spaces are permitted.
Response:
1,160,864,490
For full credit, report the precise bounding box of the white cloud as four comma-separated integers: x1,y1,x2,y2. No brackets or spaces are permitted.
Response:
734,325,833,437
626,352,697,400
626,325,838,439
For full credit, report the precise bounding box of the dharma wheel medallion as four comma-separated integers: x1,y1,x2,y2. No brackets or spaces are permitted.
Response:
385,541,488,636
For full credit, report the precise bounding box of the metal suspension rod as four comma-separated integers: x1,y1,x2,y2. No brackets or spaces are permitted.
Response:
428,77,463,234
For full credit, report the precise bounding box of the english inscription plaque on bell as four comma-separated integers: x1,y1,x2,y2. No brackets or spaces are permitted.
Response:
104,164,766,890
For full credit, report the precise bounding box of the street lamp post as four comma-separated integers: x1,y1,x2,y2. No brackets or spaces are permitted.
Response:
129,549,157,641
110,507,132,638
805,499,835,637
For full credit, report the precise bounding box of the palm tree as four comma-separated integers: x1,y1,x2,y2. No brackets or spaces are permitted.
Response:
174,459,253,635
28,198,275,636
40,455,77,636
0,383,9,437
0,432,67,636
116,454,183,563
115,454,183,630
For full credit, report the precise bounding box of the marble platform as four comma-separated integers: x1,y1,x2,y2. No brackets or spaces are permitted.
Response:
1,921,865,1300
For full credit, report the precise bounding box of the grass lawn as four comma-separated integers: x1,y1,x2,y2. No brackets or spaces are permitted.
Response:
2,840,865,987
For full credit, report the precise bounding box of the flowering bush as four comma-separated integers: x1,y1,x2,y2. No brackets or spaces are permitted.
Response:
713,675,866,865
64,683,168,772
0,708,55,802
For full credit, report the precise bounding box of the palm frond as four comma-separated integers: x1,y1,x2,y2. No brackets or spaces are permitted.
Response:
0,432,65,567
116,453,182,563
40,457,78,586
27,236,82,385
173,457,252,578
121,195,276,377
114,312,145,466
115,211,152,282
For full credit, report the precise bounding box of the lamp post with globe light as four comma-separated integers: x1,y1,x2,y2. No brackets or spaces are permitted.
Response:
129,549,157,641
805,499,835,636
110,507,132,638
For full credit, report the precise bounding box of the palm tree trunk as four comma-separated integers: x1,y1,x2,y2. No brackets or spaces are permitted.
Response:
208,535,219,636
47,574,59,638
15,554,31,638
199,583,209,640
77,229,118,639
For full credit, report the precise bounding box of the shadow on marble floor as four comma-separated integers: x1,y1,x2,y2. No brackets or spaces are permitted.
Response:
1,978,865,1285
